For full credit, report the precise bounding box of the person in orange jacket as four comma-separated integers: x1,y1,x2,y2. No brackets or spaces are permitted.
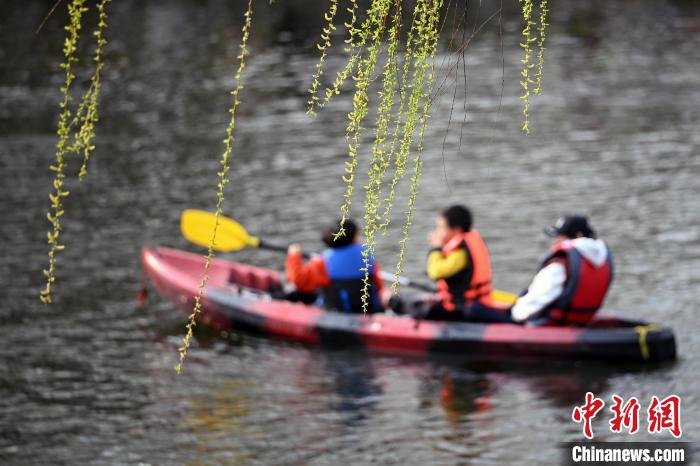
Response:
425,205,512,322
286,219,384,313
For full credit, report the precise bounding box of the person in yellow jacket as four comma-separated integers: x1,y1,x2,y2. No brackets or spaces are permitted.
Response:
425,205,512,323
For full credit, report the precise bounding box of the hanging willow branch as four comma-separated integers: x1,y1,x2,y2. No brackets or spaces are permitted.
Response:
518,0,535,134
533,0,548,96
73,0,110,178
334,0,393,241
374,0,435,242
306,0,339,114
377,0,424,235
41,0,110,304
175,0,254,374
393,0,442,292
304,0,449,306
360,0,403,312
313,0,368,111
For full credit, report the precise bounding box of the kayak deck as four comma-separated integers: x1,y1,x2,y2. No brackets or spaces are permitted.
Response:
142,247,677,363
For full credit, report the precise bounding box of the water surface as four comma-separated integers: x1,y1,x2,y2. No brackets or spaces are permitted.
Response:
1,0,699,464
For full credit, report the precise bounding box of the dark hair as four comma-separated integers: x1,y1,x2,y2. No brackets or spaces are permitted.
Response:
322,219,358,248
440,205,472,232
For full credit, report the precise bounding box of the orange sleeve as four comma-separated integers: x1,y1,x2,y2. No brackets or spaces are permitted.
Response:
285,253,330,293
371,263,384,293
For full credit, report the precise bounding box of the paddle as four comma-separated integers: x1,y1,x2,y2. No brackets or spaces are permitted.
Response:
180,209,517,303
181,208,285,254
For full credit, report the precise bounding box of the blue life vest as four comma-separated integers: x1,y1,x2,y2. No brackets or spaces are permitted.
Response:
320,243,381,313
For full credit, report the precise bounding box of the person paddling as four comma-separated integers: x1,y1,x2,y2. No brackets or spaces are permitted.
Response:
286,219,384,313
425,205,511,322
510,215,613,325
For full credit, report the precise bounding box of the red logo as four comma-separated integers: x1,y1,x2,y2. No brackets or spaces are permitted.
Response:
647,395,682,438
609,395,640,434
572,392,605,439
572,393,682,439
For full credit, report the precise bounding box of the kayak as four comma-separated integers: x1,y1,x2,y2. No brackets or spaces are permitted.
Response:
141,247,677,363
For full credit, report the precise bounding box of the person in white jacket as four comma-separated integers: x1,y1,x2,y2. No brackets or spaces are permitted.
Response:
511,216,613,325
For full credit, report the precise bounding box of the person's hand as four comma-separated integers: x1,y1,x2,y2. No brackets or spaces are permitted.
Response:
428,230,443,248
288,244,302,255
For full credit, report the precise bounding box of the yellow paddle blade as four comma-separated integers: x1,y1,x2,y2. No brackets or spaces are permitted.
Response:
492,289,518,306
180,209,260,252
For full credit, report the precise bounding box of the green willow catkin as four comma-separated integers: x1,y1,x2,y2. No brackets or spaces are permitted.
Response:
72,0,110,179
41,0,112,303
334,0,393,241
533,0,548,96
40,0,89,304
519,0,536,133
315,0,369,110
392,0,442,293
360,0,403,312
175,0,254,374
377,0,425,235
306,0,339,114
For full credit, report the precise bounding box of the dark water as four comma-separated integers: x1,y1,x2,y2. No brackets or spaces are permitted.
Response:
1,0,699,464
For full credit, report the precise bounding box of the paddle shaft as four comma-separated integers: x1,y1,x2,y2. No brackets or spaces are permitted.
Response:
257,240,295,255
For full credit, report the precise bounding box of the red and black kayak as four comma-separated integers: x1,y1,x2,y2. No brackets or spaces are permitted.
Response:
141,247,676,363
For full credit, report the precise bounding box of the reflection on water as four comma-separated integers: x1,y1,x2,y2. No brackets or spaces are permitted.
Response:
439,375,492,425
176,346,628,465
1,0,699,464
185,379,252,465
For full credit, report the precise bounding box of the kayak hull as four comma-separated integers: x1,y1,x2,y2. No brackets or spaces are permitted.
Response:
142,247,676,363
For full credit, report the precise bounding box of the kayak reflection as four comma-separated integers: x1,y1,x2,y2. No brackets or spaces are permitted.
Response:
176,333,664,465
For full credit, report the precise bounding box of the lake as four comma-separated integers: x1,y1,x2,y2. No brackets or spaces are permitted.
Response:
1,0,699,464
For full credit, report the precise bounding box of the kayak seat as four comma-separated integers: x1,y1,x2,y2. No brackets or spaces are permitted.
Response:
228,266,280,292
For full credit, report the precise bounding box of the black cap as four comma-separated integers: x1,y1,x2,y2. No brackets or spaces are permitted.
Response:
544,215,596,239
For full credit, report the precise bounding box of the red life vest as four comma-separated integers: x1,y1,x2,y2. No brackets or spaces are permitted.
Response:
436,230,494,311
540,240,613,325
